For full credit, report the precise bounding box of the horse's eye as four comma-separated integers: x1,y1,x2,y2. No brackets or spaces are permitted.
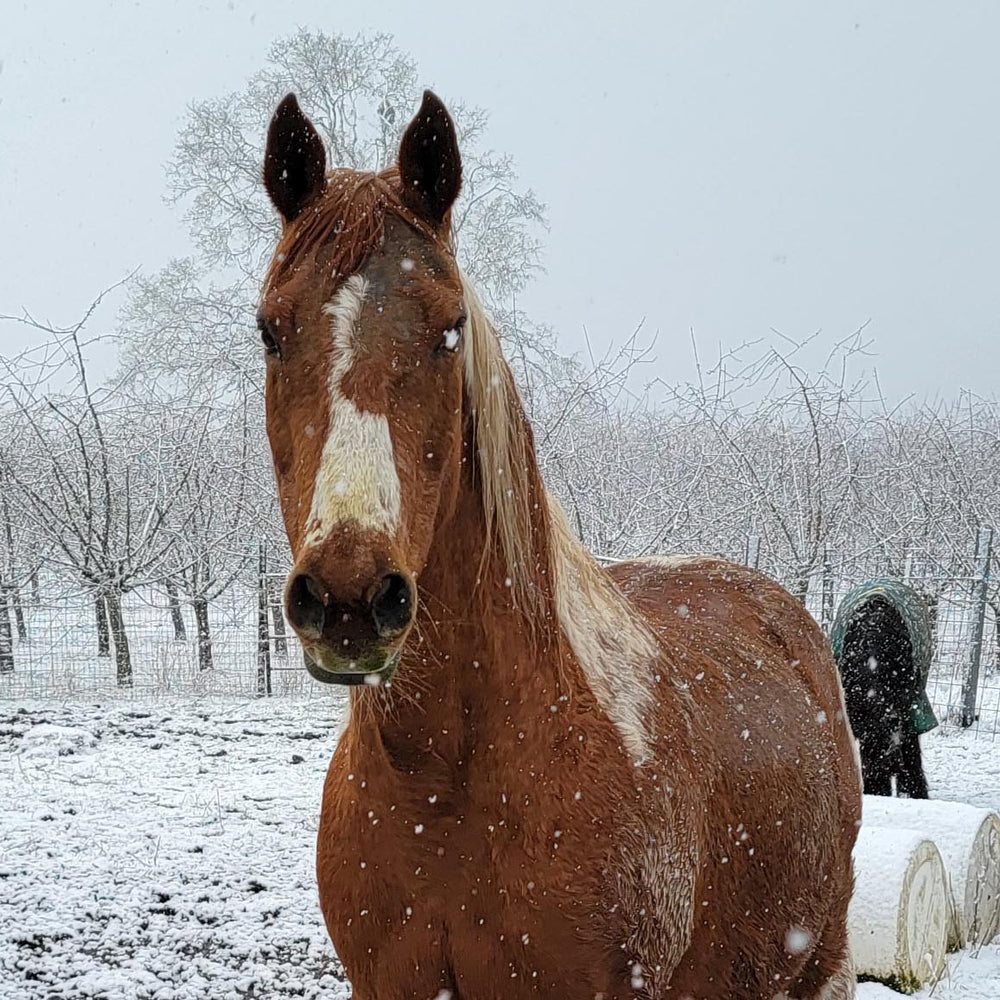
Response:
437,315,466,354
258,317,281,358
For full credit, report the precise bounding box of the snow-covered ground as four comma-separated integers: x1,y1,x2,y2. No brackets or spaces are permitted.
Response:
0,697,349,999
1,696,997,999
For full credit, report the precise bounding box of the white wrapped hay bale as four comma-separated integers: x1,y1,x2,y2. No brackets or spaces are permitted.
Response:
862,795,1000,949
849,827,949,993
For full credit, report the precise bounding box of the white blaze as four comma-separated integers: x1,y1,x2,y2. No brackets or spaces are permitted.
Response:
304,275,401,544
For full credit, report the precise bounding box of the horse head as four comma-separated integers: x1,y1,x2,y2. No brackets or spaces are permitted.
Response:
259,91,468,684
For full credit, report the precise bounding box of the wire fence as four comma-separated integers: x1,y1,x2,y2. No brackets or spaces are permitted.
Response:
1,532,996,738
794,526,1000,740
0,542,318,700
0,586,314,701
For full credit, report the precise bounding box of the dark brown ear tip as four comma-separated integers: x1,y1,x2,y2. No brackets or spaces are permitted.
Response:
418,90,450,121
273,93,301,119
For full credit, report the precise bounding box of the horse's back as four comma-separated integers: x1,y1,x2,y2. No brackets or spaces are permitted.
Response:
608,554,855,762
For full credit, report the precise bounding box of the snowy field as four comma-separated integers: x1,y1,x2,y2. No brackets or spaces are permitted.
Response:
1,695,998,1000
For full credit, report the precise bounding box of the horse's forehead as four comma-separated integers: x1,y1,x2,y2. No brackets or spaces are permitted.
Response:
351,243,461,335
376,216,455,280
262,221,459,348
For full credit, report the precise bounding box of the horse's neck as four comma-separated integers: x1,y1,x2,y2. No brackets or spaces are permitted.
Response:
350,443,572,771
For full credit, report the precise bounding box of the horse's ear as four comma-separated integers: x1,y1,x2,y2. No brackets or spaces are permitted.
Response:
398,90,462,228
264,93,327,223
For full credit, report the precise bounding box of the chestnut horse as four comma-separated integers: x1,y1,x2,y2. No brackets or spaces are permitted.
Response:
258,89,861,999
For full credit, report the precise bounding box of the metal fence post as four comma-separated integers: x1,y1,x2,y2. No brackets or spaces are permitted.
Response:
744,534,761,571
962,526,993,727
256,540,272,697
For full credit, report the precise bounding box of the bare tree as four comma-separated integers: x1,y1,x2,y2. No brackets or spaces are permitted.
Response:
0,427,38,665
158,400,257,671
0,293,207,686
0,460,18,671
665,329,872,599
114,29,549,423
101,33,553,643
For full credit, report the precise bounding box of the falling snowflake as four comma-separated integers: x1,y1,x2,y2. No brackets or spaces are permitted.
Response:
785,926,812,954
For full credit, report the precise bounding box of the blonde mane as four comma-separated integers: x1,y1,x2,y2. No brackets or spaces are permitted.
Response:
458,274,660,759
458,272,550,617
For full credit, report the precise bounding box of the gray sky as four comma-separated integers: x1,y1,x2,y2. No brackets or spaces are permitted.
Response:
2,0,999,402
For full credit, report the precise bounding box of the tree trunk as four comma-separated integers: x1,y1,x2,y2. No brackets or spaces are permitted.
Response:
989,600,1000,676
104,589,132,687
165,577,187,641
269,578,288,657
0,588,14,673
0,487,25,643
96,594,110,658
31,568,40,606
995,610,999,674
11,584,26,640
193,595,213,672
789,574,810,605
926,594,940,648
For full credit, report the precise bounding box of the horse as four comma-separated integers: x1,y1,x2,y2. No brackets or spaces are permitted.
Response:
258,88,862,1000
836,593,931,799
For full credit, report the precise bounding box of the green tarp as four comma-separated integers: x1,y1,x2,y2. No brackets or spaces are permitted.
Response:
829,579,939,735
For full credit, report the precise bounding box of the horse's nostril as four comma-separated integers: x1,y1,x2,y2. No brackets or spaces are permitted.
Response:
287,573,326,637
370,573,413,637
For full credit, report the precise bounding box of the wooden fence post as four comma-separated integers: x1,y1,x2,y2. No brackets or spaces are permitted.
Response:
821,544,835,632
0,587,13,673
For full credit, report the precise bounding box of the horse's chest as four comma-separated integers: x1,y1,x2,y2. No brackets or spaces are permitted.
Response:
442,882,629,998
318,780,632,997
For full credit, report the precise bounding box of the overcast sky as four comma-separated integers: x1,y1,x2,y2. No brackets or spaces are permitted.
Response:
2,1,998,402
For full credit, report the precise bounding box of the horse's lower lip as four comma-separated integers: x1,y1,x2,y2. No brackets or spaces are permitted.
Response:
305,648,401,686
312,670,382,686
